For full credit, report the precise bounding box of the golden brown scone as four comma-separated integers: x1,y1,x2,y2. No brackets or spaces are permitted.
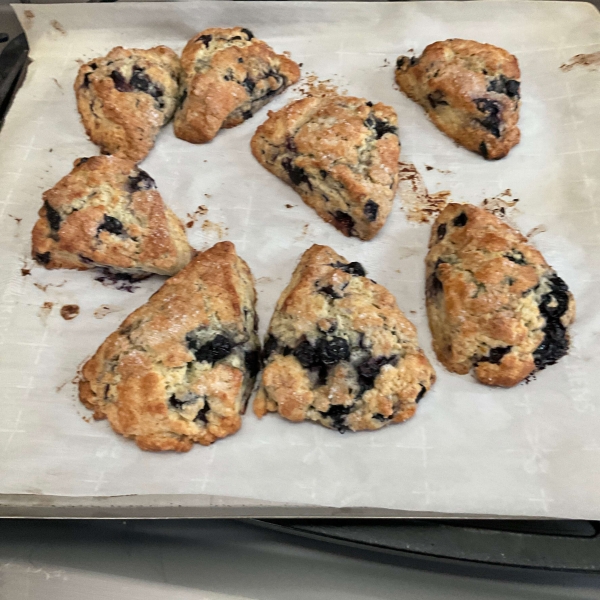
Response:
426,204,575,387
251,95,400,240
79,242,260,452
174,27,300,143
395,39,521,160
255,245,435,432
31,156,192,277
75,46,181,162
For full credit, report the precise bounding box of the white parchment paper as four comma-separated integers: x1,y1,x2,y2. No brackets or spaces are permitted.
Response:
1,1,600,517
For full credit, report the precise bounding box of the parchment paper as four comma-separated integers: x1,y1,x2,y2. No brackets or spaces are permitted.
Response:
1,1,600,518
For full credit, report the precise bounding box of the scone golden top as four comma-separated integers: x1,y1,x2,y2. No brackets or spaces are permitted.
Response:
75,46,181,162
251,95,400,240
31,156,192,277
396,39,521,160
79,242,260,452
174,27,300,143
255,245,435,432
426,204,575,387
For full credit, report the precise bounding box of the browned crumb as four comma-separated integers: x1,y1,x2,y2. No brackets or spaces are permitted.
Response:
186,205,209,227
425,165,434,171
9,215,22,224
480,189,519,223
285,203,294,208
397,162,451,223
39,301,53,324
23,9,34,29
34,280,66,292
60,304,80,320
297,73,344,98
560,51,600,71
51,20,66,35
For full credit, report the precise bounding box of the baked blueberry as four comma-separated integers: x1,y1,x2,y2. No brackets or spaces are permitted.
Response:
426,204,575,386
31,156,192,276
251,94,400,240
174,27,300,143
79,242,260,451
396,39,521,159
75,46,181,162
255,245,435,431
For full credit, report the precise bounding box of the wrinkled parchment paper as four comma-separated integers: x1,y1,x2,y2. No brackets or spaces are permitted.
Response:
1,1,600,517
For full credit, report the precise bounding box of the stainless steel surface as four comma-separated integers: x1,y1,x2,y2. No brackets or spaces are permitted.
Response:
1,520,600,599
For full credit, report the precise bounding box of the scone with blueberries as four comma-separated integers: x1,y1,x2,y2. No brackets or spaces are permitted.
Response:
31,156,192,277
75,46,181,162
79,242,260,452
426,203,575,387
251,94,400,240
254,245,435,432
395,39,521,159
174,27,300,143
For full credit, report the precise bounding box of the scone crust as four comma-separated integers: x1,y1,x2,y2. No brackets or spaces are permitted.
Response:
75,46,181,162
31,156,192,276
255,245,435,431
174,27,300,143
426,204,575,387
395,39,521,160
251,95,400,240
79,241,260,452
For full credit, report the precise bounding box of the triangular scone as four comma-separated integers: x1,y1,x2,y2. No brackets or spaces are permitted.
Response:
174,27,300,143
395,39,520,160
75,46,181,162
32,156,192,277
255,245,435,432
426,204,575,386
251,95,400,240
79,242,260,452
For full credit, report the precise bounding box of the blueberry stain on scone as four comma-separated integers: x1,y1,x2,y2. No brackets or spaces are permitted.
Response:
395,39,521,160
425,204,575,387
174,27,300,143
31,156,192,277
79,242,260,451
75,46,181,162
254,245,435,432
251,95,400,240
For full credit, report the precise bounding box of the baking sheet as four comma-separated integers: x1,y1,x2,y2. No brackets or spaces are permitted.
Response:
1,1,600,518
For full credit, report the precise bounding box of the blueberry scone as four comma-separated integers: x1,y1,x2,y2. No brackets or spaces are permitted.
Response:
254,245,435,432
395,39,521,160
174,27,300,143
75,46,181,162
79,242,260,451
426,204,575,387
31,156,192,277
251,95,400,240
